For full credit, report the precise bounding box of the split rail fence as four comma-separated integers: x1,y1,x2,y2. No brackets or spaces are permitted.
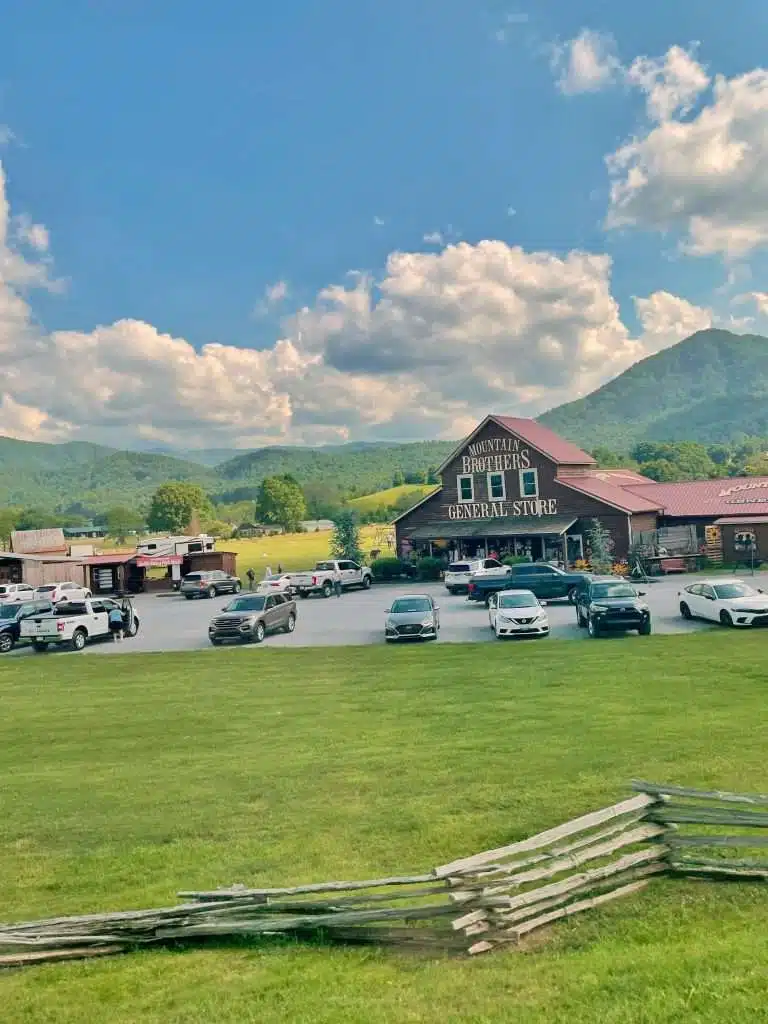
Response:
2,781,767,969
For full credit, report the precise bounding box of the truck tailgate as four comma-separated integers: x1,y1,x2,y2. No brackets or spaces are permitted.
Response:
21,617,64,638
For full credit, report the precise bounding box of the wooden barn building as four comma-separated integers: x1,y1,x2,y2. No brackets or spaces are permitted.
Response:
393,415,768,567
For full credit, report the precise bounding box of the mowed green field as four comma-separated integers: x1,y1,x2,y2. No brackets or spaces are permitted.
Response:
348,483,437,512
2,635,768,1023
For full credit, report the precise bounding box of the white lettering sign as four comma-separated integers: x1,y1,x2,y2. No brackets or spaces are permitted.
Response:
719,480,768,497
447,499,558,519
461,450,531,474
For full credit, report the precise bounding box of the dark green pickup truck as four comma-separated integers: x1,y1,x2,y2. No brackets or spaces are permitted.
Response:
467,564,592,605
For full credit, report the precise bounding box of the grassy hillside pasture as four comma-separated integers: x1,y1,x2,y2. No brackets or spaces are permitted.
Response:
226,524,388,573
348,483,437,512
2,635,768,1022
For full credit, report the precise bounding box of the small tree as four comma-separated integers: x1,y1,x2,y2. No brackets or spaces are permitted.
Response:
586,518,614,574
147,482,213,533
256,475,307,532
0,508,19,549
105,506,145,543
331,510,363,563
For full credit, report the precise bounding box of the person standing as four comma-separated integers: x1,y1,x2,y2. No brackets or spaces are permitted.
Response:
247,568,256,591
333,563,343,598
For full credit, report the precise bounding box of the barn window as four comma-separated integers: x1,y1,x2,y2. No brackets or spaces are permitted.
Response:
520,468,539,498
487,472,506,500
457,475,474,502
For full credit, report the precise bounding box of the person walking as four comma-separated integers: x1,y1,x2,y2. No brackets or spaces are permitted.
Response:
333,563,343,598
246,568,256,591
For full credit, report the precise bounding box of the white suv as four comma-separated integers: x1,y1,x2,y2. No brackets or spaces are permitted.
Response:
34,581,92,605
444,558,505,594
0,582,36,603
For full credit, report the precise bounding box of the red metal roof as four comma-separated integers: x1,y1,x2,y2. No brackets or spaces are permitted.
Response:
714,515,768,525
626,477,768,518
83,553,136,565
556,475,664,513
492,417,596,465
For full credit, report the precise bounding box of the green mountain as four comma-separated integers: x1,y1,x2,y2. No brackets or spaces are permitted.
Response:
539,328,768,451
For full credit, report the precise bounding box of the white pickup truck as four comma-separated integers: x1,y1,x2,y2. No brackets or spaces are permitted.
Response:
20,597,140,652
290,560,373,599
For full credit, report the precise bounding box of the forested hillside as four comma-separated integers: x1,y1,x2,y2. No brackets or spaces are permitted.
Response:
540,328,768,450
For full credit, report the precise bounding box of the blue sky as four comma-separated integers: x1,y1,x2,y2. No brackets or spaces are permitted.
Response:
1,0,767,447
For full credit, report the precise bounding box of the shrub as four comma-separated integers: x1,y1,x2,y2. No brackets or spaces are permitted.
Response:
417,556,443,581
573,558,591,572
502,555,529,566
371,557,409,581
611,561,630,577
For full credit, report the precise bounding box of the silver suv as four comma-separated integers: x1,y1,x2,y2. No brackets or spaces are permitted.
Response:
180,570,242,600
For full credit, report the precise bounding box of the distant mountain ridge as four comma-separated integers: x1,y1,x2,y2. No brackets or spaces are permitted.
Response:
1,327,765,509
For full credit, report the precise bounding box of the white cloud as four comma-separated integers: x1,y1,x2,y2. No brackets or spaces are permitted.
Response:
551,30,621,95
422,231,444,245
0,126,13,147
735,291,768,317
634,290,712,350
373,216,386,227
0,159,718,447
264,280,288,304
14,214,50,253
625,44,709,121
606,49,768,257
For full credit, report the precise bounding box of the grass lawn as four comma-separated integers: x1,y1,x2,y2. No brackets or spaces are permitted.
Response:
348,483,437,512
225,525,390,574
3,634,768,1022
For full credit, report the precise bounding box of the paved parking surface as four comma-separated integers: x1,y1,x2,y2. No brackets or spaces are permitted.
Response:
8,570,768,657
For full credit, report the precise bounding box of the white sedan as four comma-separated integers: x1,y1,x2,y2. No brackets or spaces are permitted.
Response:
678,578,768,627
255,573,295,597
487,589,549,638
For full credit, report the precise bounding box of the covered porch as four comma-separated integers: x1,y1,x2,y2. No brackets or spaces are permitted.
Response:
402,516,583,565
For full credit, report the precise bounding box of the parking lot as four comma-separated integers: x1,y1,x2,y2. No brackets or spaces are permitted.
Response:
7,570,768,657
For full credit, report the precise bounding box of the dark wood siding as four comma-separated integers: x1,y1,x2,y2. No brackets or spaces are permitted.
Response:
395,421,649,560
721,523,768,565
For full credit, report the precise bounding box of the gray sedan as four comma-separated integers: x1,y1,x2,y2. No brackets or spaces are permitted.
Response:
384,594,440,642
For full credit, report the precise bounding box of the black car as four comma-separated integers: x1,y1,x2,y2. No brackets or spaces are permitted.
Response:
0,598,54,653
575,579,651,637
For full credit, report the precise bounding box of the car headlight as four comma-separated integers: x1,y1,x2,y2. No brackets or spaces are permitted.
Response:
638,604,649,612
421,618,434,627
386,619,396,628
590,603,609,612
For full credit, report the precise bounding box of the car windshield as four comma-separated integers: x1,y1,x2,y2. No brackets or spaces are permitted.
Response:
714,583,758,600
498,593,536,608
36,585,56,593
591,584,638,599
0,603,20,619
391,598,431,614
448,563,471,572
265,574,284,581
224,596,266,612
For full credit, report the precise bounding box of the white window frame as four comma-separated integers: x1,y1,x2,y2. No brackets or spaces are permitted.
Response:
457,474,475,503
486,471,506,501
519,467,539,498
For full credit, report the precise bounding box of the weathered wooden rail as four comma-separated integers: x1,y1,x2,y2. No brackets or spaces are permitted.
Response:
2,781,766,969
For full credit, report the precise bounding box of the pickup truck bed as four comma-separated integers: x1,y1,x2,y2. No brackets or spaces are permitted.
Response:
20,599,140,652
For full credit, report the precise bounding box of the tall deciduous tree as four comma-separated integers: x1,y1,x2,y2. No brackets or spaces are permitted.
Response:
256,475,307,532
0,508,19,549
147,482,213,533
331,510,363,562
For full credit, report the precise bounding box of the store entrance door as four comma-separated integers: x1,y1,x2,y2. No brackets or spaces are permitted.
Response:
566,534,584,564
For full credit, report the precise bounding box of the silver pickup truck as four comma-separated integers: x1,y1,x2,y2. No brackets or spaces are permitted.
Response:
20,597,140,652
290,559,373,599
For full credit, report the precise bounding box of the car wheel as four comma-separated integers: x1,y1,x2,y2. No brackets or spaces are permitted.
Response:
207,586,217,599
587,617,600,638
680,602,692,620
233,582,242,593
639,621,652,635
298,590,308,599
447,587,456,595
362,575,371,589
71,628,87,651
720,610,734,627
184,595,194,600
0,633,13,653
253,620,266,643
567,587,578,604
32,641,48,653
284,613,296,633
322,581,333,598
